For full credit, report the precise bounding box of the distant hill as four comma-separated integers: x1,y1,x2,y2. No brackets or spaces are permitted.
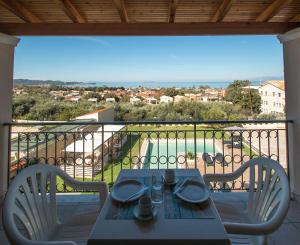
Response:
14,79,87,86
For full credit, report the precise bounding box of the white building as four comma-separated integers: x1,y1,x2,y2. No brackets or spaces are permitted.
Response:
200,95,219,102
242,85,260,90
145,97,158,105
130,97,141,105
174,95,188,103
160,95,173,103
68,96,81,102
105,98,116,103
75,107,115,122
259,80,285,114
88,98,98,103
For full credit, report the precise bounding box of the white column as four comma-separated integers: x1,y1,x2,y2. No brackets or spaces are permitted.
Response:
0,33,19,201
278,28,300,200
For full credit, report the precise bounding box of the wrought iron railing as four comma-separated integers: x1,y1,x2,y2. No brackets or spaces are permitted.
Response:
5,120,290,191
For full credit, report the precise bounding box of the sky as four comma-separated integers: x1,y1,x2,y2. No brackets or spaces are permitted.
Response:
14,35,284,83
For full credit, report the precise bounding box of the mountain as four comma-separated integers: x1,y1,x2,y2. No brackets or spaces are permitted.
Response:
14,79,85,86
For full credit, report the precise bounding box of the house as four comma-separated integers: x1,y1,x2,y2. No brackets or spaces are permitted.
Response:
160,95,173,103
242,85,260,90
105,97,116,103
174,95,188,103
68,96,81,102
50,90,65,98
69,90,80,96
146,97,158,105
200,95,219,102
259,80,285,114
88,98,98,103
13,88,26,95
130,96,141,105
184,93,201,101
75,107,115,122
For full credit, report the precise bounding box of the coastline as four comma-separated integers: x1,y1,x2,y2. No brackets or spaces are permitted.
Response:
65,81,263,89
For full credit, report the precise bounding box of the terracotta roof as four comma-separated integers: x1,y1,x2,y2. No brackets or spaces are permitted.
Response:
263,80,285,91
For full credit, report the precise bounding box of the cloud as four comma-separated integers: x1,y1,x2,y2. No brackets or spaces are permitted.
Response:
240,40,249,45
72,37,112,47
170,54,178,59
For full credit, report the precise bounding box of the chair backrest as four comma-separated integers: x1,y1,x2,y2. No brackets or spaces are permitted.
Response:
245,158,290,227
3,164,60,244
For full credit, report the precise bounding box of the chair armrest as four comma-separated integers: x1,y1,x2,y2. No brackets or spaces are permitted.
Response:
223,220,280,235
69,181,108,209
203,162,248,186
55,169,108,209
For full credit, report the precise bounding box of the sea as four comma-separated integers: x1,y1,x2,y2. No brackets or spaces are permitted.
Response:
77,81,263,89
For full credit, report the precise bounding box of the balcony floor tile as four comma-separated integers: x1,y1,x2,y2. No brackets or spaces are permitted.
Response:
0,195,299,244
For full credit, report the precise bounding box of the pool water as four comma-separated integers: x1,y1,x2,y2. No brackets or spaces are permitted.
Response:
143,140,219,169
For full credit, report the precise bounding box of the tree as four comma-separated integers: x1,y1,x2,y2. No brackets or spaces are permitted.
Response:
255,112,285,120
240,90,261,114
121,94,130,103
83,92,103,102
225,80,261,114
13,97,36,118
204,105,227,120
225,80,250,103
104,93,120,102
164,88,183,97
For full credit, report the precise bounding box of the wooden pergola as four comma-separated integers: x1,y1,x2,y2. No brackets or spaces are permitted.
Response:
0,0,299,35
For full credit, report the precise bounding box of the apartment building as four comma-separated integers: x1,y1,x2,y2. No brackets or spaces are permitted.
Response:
259,80,285,114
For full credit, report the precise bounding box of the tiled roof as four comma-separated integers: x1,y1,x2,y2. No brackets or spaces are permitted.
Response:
263,80,285,91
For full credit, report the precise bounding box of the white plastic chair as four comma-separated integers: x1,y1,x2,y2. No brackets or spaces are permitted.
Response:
3,164,108,245
203,157,290,245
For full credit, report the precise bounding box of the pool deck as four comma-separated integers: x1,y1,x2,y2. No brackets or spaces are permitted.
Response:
1,194,300,244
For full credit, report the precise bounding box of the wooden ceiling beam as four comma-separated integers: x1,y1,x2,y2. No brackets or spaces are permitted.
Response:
211,0,234,22
0,22,298,36
256,0,293,22
113,0,129,23
168,0,180,23
0,0,41,23
55,0,86,23
290,12,300,22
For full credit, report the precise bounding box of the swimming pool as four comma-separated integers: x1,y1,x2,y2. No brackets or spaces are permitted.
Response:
142,139,220,169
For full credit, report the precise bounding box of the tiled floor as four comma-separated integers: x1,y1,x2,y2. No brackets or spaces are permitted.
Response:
1,194,300,244
268,199,300,245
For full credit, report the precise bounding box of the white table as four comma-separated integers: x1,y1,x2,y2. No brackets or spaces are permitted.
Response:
88,169,230,245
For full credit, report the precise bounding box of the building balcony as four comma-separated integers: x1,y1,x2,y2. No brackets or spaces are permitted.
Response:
1,120,299,244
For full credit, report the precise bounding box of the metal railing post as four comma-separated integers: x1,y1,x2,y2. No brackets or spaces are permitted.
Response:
285,121,291,183
4,119,293,192
101,123,104,182
7,124,11,188
194,122,197,168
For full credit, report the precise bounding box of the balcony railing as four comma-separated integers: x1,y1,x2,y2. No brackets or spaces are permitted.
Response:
5,120,291,191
